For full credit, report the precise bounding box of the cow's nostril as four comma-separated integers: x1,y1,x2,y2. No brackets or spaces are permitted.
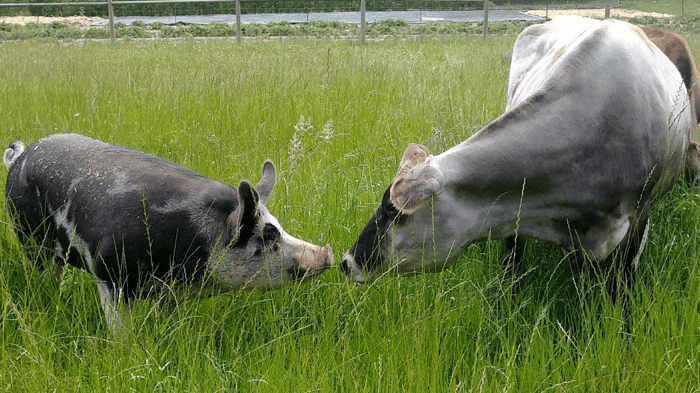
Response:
340,259,349,275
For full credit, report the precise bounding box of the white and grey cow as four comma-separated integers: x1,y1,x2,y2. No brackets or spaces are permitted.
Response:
4,133,333,331
341,17,694,296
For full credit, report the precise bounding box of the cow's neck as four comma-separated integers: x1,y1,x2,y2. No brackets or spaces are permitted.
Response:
430,101,593,249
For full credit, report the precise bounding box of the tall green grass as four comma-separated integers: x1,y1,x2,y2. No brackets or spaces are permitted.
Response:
0,36,699,391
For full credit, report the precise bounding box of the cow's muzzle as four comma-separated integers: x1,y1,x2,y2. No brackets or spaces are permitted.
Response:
339,253,367,283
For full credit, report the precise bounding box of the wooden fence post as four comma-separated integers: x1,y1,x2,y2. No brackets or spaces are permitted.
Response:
360,0,366,44
235,0,241,43
108,0,115,43
483,0,488,37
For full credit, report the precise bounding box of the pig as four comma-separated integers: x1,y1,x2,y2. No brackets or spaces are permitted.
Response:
4,133,333,331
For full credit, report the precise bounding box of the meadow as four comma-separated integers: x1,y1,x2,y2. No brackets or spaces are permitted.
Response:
0,32,699,391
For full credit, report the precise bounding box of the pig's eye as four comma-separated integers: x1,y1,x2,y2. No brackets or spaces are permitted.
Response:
252,224,281,257
262,224,281,248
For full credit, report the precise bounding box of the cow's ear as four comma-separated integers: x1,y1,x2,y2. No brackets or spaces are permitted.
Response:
389,144,444,213
234,180,260,245
396,143,430,177
254,160,276,205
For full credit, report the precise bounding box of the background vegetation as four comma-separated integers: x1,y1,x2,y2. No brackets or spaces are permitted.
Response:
1,12,699,40
0,0,486,18
0,13,699,393
0,0,696,18
0,19,535,40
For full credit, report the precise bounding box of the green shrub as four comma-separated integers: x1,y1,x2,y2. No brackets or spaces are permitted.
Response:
149,21,165,30
117,24,151,38
84,26,110,38
241,23,266,36
367,19,413,35
159,25,177,37
266,21,296,36
43,21,83,38
628,15,660,26
207,22,236,36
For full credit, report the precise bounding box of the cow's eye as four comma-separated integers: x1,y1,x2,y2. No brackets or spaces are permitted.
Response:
379,186,408,225
381,201,409,226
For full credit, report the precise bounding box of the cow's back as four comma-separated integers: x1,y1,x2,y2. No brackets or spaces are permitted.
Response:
505,16,691,195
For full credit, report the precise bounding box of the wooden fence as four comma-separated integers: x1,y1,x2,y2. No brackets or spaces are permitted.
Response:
0,0,616,43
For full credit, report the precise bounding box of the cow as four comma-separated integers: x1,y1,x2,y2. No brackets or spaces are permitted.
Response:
340,17,693,303
4,133,333,331
640,25,700,181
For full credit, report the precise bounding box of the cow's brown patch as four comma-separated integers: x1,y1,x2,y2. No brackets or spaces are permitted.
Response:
640,26,700,182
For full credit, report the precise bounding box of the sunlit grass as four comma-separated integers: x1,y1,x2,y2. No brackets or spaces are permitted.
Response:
0,36,699,391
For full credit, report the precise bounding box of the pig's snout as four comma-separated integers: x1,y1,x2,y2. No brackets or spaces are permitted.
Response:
289,244,334,282
321,244,334,267
298,244,333,270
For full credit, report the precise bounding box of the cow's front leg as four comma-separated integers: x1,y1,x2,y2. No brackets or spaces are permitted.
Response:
611,213,650,311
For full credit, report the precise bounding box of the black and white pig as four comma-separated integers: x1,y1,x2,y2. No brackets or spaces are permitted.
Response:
4,133,333,331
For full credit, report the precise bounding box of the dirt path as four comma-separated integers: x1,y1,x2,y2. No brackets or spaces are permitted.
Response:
524,8,674,20
0,15,104,27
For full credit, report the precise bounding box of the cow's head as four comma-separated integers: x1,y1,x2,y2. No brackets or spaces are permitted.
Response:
210,161,333,289
341,144,454,282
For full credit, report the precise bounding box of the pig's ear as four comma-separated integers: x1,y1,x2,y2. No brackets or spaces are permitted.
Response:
389,143,444,213
255,160,276,205
234,180,260,246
